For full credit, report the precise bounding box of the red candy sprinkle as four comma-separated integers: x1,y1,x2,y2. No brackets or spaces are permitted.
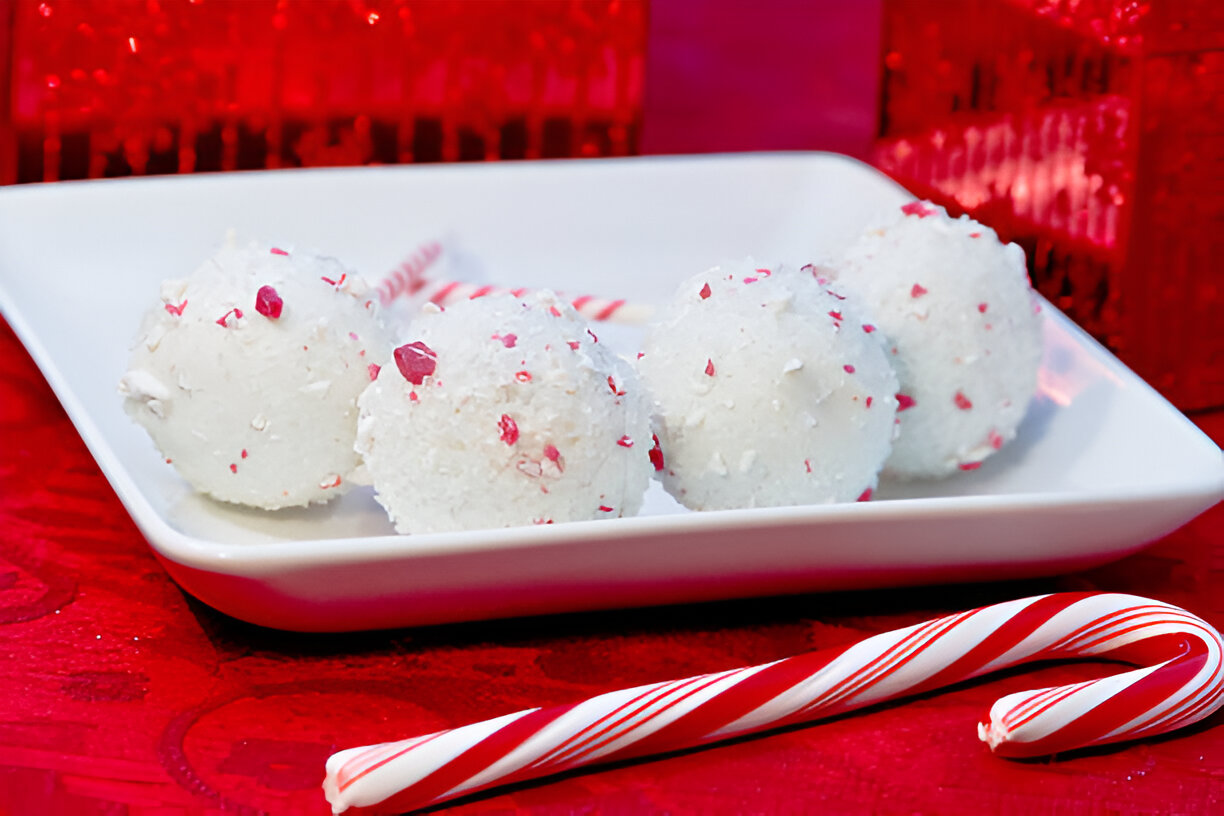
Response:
866,396,874,408
978,302,989,314
515,370,532,383
409,391,418,402
828,310,843,321
896,393,916,411
616,435,634,448
544,444,561,462
498,414,519,445
216,307,243,327
587,328,598,343
607,376,626,396
959,461,982,471
862,323,876,333
901,201,937,218
988,430,1005,450
699,283,712,300
598,505,614,513
367,363,381,381
857,487,873,501
240,449,248,459
229,463,238,474
704,358,716,377
393,341,437,385
321,272,347,288
549,306,562,317
493,332,517,348
648,434,665,471
826,289,846,300
910,283,928,298
321,475,343,488
255,285,283,318
843,364,856,374
567,341,580,350
954,391,973,410
164,299,187,316
270,247,289,256
969,232,982,239
743,276,758,284
804,459,812,473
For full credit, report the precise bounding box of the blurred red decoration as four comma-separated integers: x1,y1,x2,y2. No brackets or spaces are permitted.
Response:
0,0,647,183
874,0,1224,409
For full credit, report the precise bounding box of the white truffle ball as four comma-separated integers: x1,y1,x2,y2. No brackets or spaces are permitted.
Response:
119,243,394,509
356,292,653,533
835,201,1043,478
638,262,899,510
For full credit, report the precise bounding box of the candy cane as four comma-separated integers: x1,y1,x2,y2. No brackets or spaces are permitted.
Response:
375,244,653,324
323,593,1223,814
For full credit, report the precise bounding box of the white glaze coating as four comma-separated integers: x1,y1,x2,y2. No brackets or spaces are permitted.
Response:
835,202,1042,478
638,261,898,510
356,292,653,533
120,242,394,509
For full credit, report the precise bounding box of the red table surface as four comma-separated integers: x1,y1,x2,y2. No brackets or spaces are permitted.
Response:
2,314,1224,816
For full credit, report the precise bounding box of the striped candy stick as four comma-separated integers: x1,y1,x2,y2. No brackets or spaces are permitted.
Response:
323,593,1224,814
376,243,654,324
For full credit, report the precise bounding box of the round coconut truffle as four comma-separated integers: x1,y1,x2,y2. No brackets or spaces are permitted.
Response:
356,292,653,533
119,242,395,509
638,261,899,511
834,200,1043,478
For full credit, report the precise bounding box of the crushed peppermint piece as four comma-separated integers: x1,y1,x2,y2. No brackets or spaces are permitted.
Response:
607,375,626,396
164,299,187,316
533,518,554,525
857,487,873,501
515,370,532,382
648,434,665,471
598,505,614,513
587,328,598,343
616,435,634,448
215,307,243,327
544,444,561,462
704,358,716,377
229,463,238,474
320,474,343,488
843,364,856,374
408,391,418,402
988,430,1005,450
910,283,928,298
969,232,982,238
743,276,758,284
321,272,347,287
240,449,248,459
367,363,381,381
549,305,562,317
254,285,283,318
978,302,989,314
393,341,437,384
755,267,772,277
959,461,982,471
866,396,874,408
896,393,916,411
270,247,289,256
699,283,712,299
901,201,937,217
250,414,268,431
804,459,812,473
492,332,518,348
862,323,876,333
567,341,580,350
953,391,973,410
828,310,843,321
498,414,519,445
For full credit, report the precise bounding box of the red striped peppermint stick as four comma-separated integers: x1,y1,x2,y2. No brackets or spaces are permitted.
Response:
323,593,1223,814
375,244,653,324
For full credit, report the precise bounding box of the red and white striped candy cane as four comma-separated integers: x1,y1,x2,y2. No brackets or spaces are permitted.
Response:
323,593,1223,814
375,244,653,324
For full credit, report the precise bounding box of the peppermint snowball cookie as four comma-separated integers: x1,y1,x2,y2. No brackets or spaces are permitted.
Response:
119,243,394,509
638,262,899,511
834,201,1043,478
356,292,653,533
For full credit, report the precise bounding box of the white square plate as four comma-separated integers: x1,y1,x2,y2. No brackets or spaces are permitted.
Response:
1,153,1220,631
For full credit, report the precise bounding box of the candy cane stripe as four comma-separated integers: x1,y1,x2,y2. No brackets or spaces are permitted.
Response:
325,594,1224,814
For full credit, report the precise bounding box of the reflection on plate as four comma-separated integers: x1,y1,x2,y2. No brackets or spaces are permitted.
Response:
1,153,1220,631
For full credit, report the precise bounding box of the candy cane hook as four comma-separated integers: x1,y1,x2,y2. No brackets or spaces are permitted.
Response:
323,593,1223,814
